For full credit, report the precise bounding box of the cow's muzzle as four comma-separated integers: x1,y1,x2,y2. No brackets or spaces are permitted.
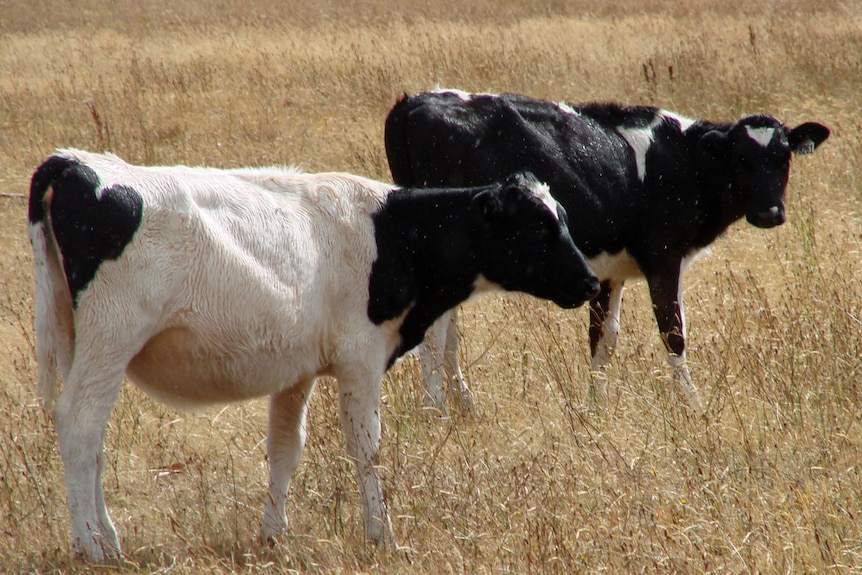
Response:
747,205,786,228
557,275,601,309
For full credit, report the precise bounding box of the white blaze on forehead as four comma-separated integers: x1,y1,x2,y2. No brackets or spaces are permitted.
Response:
617,115,663,182
526,179,559,220
745,126,776,148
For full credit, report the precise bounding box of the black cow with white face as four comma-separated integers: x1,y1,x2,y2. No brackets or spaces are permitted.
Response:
385,89,829,409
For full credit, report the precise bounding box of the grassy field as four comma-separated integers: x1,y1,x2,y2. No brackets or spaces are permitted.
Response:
1,1,861,573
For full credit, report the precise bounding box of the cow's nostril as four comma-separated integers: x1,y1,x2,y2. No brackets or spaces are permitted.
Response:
755,207,785,228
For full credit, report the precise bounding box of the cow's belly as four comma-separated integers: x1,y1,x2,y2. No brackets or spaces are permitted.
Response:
586,247,708,282
587,250,643,281
126,327,325,409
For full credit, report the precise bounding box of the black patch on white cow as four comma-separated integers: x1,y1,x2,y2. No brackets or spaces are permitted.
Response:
368,185,480,367
48,163,144,307
368,173,598,368
29,155,79,225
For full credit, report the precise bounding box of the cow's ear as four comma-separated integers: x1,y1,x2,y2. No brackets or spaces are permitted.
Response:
789,122,830,155
503,180,529,212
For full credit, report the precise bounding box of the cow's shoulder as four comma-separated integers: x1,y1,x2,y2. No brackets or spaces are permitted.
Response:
575,102,661,130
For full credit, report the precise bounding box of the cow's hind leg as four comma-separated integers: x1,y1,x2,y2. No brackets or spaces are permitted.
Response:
443,311,471,409
419,314,449,410
588,280,624,401
421,311,470,412
260,377,317,543
53,355,126,560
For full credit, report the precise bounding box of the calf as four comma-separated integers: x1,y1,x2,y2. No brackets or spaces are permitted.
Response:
29,150,598,560
385,89,829,409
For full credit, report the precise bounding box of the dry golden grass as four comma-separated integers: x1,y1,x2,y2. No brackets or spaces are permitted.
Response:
1,1,861,573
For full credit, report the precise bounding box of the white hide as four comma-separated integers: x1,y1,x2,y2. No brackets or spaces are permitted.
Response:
36,150,394,408
31,149,405,559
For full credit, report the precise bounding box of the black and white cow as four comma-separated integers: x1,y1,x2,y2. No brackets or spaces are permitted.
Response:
385,89,829,409
28,149,598,560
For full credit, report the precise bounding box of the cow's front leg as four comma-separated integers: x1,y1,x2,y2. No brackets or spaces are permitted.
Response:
337,370,395,546
588,279,624,401
260,377,317,543
647,266,702,409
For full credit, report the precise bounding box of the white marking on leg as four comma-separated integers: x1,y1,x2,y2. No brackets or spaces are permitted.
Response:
681,246,710,274
667,280,702,410
669,353,701,410
589,281,624,400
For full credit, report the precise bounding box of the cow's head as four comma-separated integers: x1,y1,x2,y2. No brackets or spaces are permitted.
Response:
471,172,600,308
704,115,829,228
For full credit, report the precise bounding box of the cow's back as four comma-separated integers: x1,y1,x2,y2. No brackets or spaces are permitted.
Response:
385,92,640,255
55,151,382,314
33,150,389,405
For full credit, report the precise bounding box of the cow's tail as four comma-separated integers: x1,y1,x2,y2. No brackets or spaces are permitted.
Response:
28,155,77,411
383,93,417,187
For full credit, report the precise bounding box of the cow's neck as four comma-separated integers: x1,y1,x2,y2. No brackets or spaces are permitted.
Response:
369,188,481,366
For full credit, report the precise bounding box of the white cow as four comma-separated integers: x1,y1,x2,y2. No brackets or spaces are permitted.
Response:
29,150,599,560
